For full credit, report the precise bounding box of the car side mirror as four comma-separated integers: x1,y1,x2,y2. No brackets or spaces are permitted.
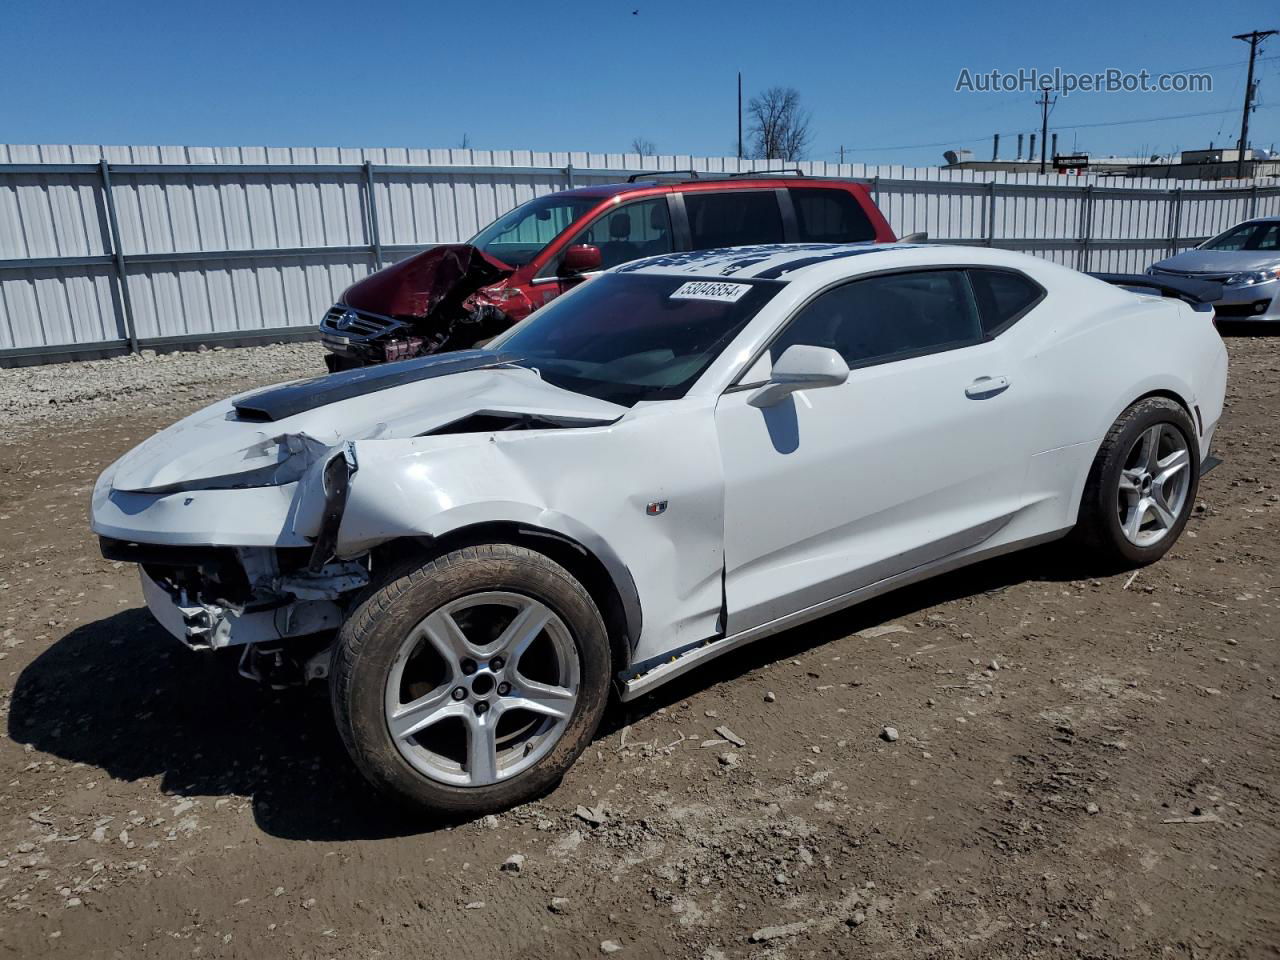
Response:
748,345,849,408
560,244,602,276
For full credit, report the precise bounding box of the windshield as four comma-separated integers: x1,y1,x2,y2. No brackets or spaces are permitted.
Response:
492,273,783,406
1201,221,1280,252
469,194,599,267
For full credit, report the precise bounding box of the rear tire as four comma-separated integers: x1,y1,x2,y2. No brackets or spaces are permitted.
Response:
1074,397,1199,569
330,544,611,817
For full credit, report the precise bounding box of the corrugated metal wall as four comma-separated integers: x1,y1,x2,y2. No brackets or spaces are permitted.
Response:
2,143,1277,361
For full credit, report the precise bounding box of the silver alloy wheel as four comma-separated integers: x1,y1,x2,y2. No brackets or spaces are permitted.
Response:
383,591,580,787
1116,423,1191,547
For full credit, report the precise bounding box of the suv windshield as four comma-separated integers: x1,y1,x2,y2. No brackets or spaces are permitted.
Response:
470,194,599,267
492,273,782,406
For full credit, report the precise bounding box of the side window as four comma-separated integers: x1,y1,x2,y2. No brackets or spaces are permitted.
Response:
790,187,876,242
770,270,981,368
1253,223,1280,251
563,197,673,271
968,269,1044,337
685,190,784,249
1206,225,1252,251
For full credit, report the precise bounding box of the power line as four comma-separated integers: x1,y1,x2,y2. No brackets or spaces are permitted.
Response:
841,104,1272,155
840,52,1280,158
1054,105,1265,132
1214,55,1251,141
1149,53,1277,75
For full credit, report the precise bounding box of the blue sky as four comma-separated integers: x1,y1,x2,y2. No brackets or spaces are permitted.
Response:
3,0,1277,167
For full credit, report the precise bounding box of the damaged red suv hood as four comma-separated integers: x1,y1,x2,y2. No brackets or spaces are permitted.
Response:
341,244,512,318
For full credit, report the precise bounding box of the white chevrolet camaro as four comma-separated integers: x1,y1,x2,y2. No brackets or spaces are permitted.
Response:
91,242,1228,815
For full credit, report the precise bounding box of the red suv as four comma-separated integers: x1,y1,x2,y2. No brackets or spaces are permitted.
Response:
320,173,897,370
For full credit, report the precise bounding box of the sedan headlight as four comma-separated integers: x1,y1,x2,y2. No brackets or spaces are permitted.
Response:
1225,267,1280,286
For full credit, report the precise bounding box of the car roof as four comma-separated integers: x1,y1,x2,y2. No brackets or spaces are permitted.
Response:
612,242,1069,285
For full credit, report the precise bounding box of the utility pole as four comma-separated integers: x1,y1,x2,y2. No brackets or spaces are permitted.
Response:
839,145,845,165
1037,87,1056,174
1233,29,1277,178
737,72,743,160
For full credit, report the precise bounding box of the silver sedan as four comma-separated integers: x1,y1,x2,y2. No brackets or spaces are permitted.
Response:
1148,217,1280,322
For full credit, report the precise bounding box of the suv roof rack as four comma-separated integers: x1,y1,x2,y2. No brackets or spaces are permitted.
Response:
727,168,806,177
625,170,701,183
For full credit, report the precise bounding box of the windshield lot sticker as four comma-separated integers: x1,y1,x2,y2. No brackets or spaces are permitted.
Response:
669,281,751,303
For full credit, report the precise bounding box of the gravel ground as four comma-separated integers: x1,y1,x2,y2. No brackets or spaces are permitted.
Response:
0,334,1276,958
0,342,326,442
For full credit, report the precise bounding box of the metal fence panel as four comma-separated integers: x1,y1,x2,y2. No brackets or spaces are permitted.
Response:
1,143,1277,361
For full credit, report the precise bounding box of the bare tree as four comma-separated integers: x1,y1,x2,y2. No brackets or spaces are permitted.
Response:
630,136,657,157
747,87,812,161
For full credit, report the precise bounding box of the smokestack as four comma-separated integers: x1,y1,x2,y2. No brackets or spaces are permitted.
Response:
1017,133,1024,161
1051,132,1058,162
1029,133,1037,163
992,133,1000,161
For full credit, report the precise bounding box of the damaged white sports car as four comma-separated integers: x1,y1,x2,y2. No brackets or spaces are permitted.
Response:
91,243,1227,814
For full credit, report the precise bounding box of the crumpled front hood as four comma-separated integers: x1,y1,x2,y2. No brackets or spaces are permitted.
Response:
342,244,511,318
1155,249,1280,275
109,362,624,494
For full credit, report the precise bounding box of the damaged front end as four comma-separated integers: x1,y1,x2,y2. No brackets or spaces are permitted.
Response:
92,350,632,687
100,538,363,648
95,428,371,687
320,244,530,370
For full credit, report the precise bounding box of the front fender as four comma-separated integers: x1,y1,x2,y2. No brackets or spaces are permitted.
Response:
340,480,644,647
328,406,727,664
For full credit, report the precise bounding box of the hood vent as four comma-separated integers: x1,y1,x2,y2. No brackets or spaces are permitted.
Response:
422,410,617,435
233,351,520,422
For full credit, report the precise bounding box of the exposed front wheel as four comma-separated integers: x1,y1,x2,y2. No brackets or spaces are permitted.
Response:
331,544,611,816
1075,397,1200,568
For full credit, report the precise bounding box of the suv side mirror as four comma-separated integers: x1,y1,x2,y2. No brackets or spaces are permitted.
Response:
748,345,849,408
561,244,602,276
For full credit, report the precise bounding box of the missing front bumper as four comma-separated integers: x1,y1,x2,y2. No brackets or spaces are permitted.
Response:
139,568,346,651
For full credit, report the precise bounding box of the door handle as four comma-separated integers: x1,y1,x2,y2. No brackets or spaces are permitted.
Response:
965,375,1010,399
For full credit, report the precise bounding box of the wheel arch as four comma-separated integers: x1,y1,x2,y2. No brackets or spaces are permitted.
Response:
1089,379,1200,456
368,521,639,676
1072,386,1201,526
1128,387,1199,437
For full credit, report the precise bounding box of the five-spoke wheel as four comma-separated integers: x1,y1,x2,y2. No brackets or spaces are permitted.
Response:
1115,423,1192,548
385,592,580,787
1076,396,1200,567
331,544,610,816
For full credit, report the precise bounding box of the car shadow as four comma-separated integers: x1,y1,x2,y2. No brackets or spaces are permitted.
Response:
1216,319,1280,337
9,544,1085,841
6,608,436,842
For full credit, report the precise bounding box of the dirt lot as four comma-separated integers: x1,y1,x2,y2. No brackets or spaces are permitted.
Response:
0,334,1276,959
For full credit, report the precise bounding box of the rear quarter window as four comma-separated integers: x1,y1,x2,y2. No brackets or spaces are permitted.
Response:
790,187,876,242
968,268,1045,336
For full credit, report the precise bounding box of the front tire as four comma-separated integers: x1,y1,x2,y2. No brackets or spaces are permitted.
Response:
1075,397,1199,568
331,544,611,817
